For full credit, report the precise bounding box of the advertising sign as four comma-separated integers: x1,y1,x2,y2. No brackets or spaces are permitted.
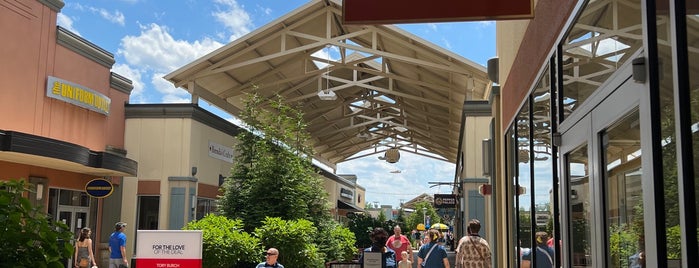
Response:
433,194,457,208
208,141,234,163
343,0,534,24
362,252,382,268
46,76,111,115
85,178,114,198
136,230,203,268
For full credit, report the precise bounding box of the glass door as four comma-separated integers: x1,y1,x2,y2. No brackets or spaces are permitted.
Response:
58,205,90,267
560,111,594,268
560,77,643,267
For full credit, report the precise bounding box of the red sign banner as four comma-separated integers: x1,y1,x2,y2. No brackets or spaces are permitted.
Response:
135,259,202,267
342,0,534,24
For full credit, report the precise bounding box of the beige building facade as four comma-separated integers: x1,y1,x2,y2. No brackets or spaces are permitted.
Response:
122,103,366,256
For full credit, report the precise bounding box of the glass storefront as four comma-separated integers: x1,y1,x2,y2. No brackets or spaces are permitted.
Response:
503,0,699,266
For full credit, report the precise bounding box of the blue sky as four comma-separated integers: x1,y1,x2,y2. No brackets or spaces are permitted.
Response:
56,0,495,208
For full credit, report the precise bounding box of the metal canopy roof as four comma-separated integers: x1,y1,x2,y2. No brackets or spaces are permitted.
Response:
165,0,490,169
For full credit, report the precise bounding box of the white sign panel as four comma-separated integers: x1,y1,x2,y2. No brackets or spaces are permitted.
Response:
208,141,234,163
363,252,382,268
136,230,202,261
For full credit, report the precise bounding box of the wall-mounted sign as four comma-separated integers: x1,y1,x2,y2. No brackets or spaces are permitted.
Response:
85,178,114,198
340,188,353,199
208,141,234,163
136,230,203,268
433,194,457,208
479,184,493,196
46,76,111,115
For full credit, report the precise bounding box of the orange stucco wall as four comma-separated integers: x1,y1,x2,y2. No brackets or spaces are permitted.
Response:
0,0,128,151
501,0,577,129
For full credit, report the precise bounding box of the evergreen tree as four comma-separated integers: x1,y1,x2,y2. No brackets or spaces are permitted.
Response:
218,93,331,231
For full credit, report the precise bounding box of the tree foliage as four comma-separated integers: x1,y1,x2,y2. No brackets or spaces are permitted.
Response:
0,179,74,268
346,213,382,248
314,219,358,262
404,201,439,232
183,214,261,268
218,93,331,231
255,217,324,268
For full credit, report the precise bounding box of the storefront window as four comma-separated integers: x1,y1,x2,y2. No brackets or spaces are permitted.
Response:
137,196,160,230
532,64,554,267
517,99,532,264
656,0,681,265
560,0,643,120
602,110,643,268
567,144,592,266
196,198,217,220
686,0,699,262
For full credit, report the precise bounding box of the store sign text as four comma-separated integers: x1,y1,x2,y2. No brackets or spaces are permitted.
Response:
46,76,111,115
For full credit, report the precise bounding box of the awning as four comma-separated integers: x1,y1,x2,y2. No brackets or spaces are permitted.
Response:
337,200,364,212
0,130,138,176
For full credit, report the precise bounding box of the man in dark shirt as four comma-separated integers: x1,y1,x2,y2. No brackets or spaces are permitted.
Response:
256,248,284,268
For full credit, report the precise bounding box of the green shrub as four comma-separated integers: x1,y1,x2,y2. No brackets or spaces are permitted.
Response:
314,219,357,262
255,217,324,268
183,214,261,268
0,179,74,267
609,223,639,267
346,212,381,248
667,225,682,260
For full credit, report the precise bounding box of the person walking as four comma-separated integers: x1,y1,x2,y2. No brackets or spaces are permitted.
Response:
416,229,450,268
109,222,128,268
386,225,413,264
521,232,554,268
256,248,284,268
74,227,97,268
455,219,492,268
360,227,397,268
397,251,412,268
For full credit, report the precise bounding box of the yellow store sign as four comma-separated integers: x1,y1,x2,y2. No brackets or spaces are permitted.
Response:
46,76,111,115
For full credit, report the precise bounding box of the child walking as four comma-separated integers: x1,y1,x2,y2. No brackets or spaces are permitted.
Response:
397,251,412,268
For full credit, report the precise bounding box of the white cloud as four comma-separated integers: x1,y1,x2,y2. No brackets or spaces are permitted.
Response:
73,3,125,26
162,95,192,104
111,63,145,101
118,23,223,73
442,38,452,50
477,21,495,28
152,72,190,103
57,13,80,35
117,23,224,105
427,23,438,31
262,6,272,15
94,8,125,26
337,150,455,207
212,0,253,41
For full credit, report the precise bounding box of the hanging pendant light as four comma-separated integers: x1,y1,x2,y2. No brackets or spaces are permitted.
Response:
384,148,400,163
317,45,337,100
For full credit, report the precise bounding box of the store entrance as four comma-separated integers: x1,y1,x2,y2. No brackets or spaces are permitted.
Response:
560,76,644,267
49,188,92,267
